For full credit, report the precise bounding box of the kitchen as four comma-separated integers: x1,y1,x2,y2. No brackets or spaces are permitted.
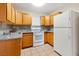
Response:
0,3,79,56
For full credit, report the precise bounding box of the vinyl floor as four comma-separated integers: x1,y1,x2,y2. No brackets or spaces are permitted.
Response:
21,44,59,56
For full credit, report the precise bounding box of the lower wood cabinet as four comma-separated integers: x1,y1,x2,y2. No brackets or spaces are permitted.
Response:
0,38,21,56
22,33,33,48
44,32,48,44
44,32,54,46
47,32,54,46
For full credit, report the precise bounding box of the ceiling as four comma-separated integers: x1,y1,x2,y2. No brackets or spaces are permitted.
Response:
13,3,79,15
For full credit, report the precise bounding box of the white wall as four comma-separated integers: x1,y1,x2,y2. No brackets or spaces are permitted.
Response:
32,16,40,26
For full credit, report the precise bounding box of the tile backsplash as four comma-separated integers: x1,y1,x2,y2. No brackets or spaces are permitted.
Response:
0,23,53,34
0,23,10,34
16,26,31,32
0,24,31,33
41,26,53,31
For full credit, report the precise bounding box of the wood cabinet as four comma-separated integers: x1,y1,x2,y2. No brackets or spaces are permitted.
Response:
40,16,51,26
45,16,51,26
27,15,32,25
50,16,53,26
0,38,21,56
15,11,22,25
22,33,33,48
0,3,32,25
47,32,54,46
40,12,61,26
40,16,45,26
22,13,32,25
44,32,54,46
7,3,12,22
44,32,48,44
0,3,7,22
11,5,16,23
0,3,15,24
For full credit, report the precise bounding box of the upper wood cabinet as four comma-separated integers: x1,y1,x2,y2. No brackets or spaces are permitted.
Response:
40,12,61,26
11,5,16,23
40,16,51,26
45,16,51,26
7,3,12,22
0,3,8,23
15,11,22,25
0,3,15,24
22,13,32,25
27,15,32,25
50,16,53,26
40,16,45,26
0,3,32,25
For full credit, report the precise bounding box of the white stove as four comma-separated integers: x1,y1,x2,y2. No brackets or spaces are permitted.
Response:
31,26,44,47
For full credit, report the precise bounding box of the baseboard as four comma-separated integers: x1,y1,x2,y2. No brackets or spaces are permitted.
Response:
45,42,53,47
22,46,33,49
54,50,62,56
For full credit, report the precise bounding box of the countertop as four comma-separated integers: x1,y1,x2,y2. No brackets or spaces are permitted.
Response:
0,30,33,40
0,30,53,40
42,30,53,33
0,33,22,40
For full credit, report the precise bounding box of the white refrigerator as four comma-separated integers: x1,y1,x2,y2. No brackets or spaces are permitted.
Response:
54,10,79,56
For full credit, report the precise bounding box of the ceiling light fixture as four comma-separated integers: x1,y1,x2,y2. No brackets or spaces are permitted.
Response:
32,2,45,7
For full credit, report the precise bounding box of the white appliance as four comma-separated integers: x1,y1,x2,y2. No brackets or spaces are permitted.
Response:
54,9,79,56
31,26,44,47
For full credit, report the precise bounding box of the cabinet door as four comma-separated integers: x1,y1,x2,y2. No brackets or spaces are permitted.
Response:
0,39,21,56
40,16,45,26
16,11,22,25
50,16,53,26
6,39,21,56
23,14,32,25
45,16,51,26
7,3,12,22
0,3,6,22
44,32,47,44
23,14,28,25
47,32,53,46
12,6,15,23
22,33,33,48
28,15,32,25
